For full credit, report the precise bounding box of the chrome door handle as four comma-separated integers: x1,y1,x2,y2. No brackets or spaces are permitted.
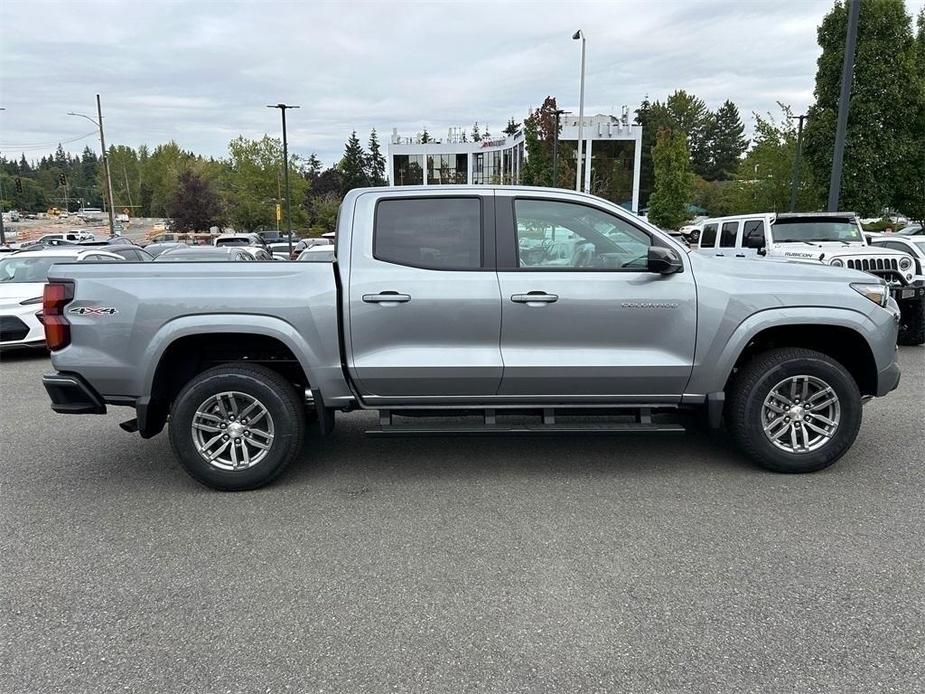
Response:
511,292,558,304
362,292,411,304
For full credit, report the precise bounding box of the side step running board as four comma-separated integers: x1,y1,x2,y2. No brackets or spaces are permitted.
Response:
366,408,686,437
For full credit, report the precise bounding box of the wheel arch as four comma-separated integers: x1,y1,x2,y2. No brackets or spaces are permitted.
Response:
717,315,879,397
138,316,318,438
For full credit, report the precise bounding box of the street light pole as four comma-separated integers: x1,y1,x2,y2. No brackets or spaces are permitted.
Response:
268,103,300,258
68,96,117,236
572,29,586,193
788,114,807,212
828,0,860,212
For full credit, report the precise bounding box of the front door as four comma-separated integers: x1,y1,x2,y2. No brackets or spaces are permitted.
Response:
495,195,697,400
347,193,502,399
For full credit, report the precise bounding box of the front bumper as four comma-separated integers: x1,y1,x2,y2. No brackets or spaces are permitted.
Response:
876,360,901,397
43,372,107,414
889,282,925,301
0,305,45,348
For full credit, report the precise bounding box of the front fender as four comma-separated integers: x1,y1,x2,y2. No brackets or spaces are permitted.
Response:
686,306,887,394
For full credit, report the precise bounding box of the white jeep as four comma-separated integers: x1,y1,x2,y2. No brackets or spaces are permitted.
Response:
696,212,925,345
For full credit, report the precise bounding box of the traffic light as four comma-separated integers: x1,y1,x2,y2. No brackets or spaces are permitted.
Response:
14,177,22,194
58,174,67,186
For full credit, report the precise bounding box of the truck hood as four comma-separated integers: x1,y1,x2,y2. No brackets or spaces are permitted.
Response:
774,241,909,260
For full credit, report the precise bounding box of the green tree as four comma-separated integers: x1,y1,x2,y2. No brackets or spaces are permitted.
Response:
897,8,925,223
648,127,693,230
471,122,481,142
706,100,748,181
803,0,923,215
225,135,307,230
338,131,368,192
169,170,223,231
503,118,521,136
366,129,386,186
419,128,431,144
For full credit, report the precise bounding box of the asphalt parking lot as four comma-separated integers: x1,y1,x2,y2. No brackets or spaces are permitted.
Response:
1,348,923,693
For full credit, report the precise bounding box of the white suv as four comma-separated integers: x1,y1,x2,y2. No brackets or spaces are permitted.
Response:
696,212,925,344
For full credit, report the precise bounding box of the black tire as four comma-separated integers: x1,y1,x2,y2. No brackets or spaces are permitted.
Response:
727,348,862,473
897,297,925,346
168,364,305,491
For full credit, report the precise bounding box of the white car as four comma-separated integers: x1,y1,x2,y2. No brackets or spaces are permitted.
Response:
0,248,124,349
238,246,275,261
214,233,267,249
296,245,335,262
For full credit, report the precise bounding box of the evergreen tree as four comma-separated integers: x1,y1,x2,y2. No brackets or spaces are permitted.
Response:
338,131,368,193
521,111,549,186
366,129,386,185
471,122,481,142
803,0,923,215
419,128,431,144
18,154,31,175
648,128,693,230
706,100,748,181
898,8,925,223
503,118,521,136
633,97,656,208
303,153,323,179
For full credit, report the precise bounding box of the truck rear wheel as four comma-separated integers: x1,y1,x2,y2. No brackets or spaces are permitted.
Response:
727,348,862,473
168,364,305,491
897,297,925,346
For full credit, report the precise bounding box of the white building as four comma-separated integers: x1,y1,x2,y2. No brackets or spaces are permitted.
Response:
388,112,643,212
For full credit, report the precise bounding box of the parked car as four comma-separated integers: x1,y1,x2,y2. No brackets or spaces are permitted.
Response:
155,246,253,262
22,231,95,248
238,247,275,261
41,187,904,490
257,231,298,244
696,211,924,344
897,224,923,236
0,248,124,349
214,233,268,249
296,245,335,262
144,242,188,258
288,237,334,260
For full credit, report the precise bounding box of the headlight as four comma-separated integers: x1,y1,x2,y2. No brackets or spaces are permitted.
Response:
19,296,43,305
899,257,912,271
851,282,889,307
830,258,844,267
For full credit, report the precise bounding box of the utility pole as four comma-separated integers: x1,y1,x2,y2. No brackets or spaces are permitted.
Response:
268,103,300,258
68,97,117,236
0,107,6,246
788,114,807,212
828,0,860,212
97,95,117,235
572,30,586,193
552,109,565,187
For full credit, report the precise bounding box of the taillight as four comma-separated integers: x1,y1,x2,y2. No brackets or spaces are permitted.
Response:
43,282,74,351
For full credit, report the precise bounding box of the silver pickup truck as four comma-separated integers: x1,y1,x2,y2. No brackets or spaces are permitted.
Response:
42,187,902,490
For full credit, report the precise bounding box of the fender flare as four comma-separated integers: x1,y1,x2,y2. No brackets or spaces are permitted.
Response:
690,306,878,395
140,313,320,397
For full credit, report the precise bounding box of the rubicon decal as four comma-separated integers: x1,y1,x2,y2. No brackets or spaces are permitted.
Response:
69,307,118,316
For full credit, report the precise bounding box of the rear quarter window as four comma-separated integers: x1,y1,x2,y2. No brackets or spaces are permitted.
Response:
374,197,482,270
700,223,718,247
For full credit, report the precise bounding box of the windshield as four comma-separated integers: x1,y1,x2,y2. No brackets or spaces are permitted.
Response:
0,256,62,283
911,240,925,255
898,225,922,236
771,217,862,243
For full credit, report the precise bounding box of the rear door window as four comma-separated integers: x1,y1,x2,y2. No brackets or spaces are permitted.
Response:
742,220,765,248
720,221,739,248
375,198,482,270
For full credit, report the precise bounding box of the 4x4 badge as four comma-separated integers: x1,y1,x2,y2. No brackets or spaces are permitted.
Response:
69,307,118,316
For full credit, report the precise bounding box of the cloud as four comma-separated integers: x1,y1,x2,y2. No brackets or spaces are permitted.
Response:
1,0,923,166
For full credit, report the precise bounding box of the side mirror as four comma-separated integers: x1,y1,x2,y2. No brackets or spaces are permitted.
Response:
647,246,683,274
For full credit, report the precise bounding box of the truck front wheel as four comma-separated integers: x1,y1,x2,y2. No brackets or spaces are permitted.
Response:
727,348,862,473
168,364,305,491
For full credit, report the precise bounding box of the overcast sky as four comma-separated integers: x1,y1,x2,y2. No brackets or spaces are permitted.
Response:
1,0,923,166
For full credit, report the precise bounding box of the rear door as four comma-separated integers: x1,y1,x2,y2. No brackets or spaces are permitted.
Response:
346,192,502,399
495,193,697,400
